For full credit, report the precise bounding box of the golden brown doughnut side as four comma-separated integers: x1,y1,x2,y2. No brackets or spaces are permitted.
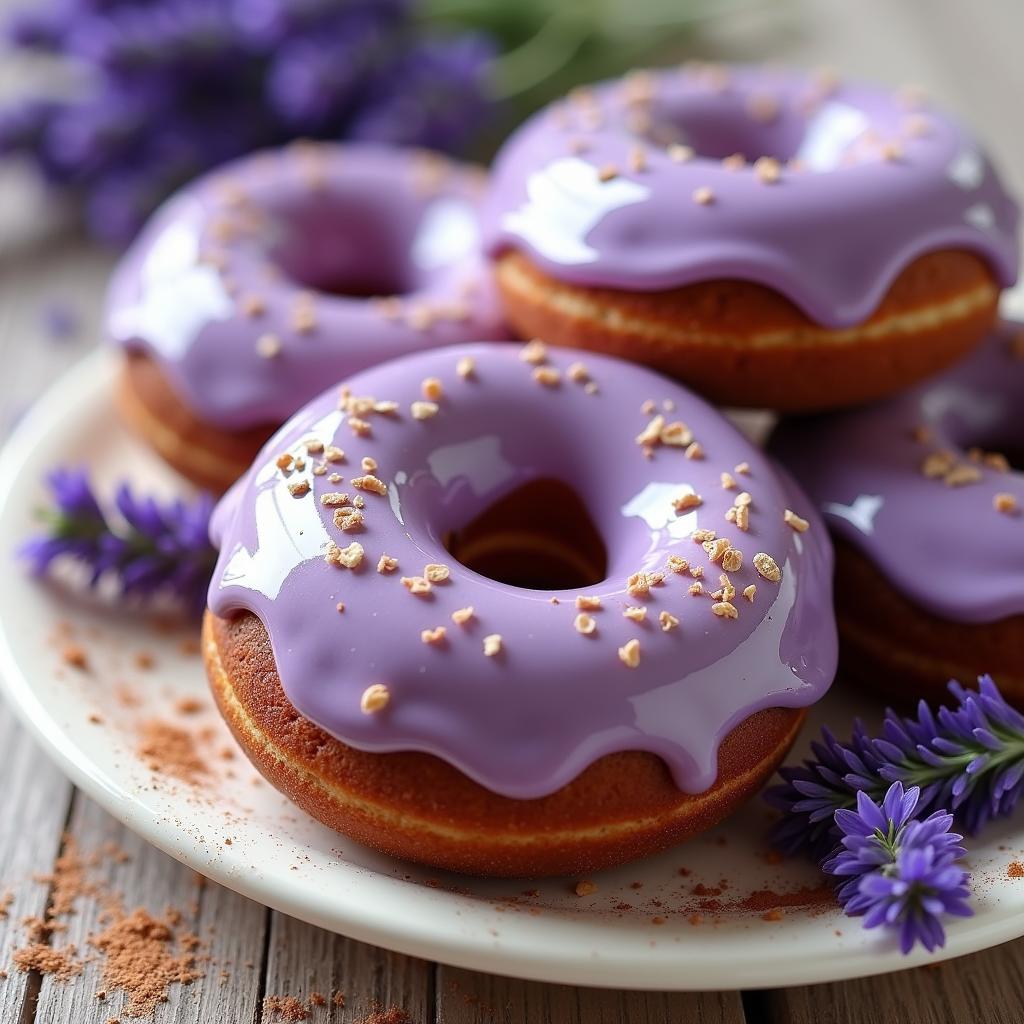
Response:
833,540,1024,707
495,249,999,412
204,609,806,877
117,350,276,493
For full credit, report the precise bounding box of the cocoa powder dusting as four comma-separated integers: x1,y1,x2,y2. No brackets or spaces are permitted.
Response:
137,720,208,784
263,995,310,1021
91,906,201,1017
12,942,82,981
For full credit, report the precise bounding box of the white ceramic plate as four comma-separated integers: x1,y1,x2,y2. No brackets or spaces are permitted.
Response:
2,348,1024,992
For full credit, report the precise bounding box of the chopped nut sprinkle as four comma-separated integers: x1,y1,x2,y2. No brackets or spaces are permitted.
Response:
348,416,372,437
753,552,782,582
352,474,387,495
353,495,365,508
321,492,350,507
689,565,704,579
626,572,656,596
287,480,310,498
533,366,561,387
623,605,647,623
567,361,590,383
410,400,439,420
451,606,475,625
421,626,447,645
574,612,598,635
880,140,903,162
575,595,602,610
722,152,745,172
401,576,432,596
666,554,689,574
783,509,810,532
712,601,739,619
618,638,641,668
333,508,363,531
239,293,266,317
636,414,664,446
629,146,647,172
693,186,715,205
641,399,657,416
685,442,705,460
483,634,503,657
597,163,619,182
424,563,450,584
660,421,693,447
667,143,695,163
688,581,704,596
734,462,751,476
456,356,476,379
721,472,736,490
519,339,548,364
377,554,398,574
328,473,342,484
753,156,782,183
704,537,732,563
922,451,956,478
734,491,752,507
360,684,390,714
995,493,1019,515
422,376,444,401
256,333,282,358
326,541,364,569
743,584,757,602
360,456,377,472
325,446,345,463
722,548,743,573
672,492,703,513
276,453,294,471
659,610,679,632
692,528,716,543
944,464,983,488
733,505,750,532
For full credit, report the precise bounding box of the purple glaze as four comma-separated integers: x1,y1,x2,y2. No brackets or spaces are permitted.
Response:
771,321,1024,624
209,343,836,800
107,143,508,430
481,65,1019,326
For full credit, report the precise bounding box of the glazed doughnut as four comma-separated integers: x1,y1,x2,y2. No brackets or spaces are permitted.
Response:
204,341,836,876
770,321,1024,706
482,64,1019,412
108,143,507,492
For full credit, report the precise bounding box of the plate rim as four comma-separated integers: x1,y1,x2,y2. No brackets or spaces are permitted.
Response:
1,348,1023,991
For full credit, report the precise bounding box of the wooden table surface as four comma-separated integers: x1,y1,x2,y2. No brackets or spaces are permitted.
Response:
2,1,1024,1020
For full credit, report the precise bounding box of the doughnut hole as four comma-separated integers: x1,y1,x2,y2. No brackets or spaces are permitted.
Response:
444,478,608,591
269,191,476,299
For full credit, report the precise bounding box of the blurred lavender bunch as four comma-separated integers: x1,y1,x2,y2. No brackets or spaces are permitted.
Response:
21,467,216,612
0,0,496,243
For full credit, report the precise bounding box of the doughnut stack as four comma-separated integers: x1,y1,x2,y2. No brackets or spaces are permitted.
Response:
107,63,1020,876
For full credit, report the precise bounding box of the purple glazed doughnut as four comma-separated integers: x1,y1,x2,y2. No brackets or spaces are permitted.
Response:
770,321,1024,705
481,64,1019,412
203,340,837,875
107,142,508,491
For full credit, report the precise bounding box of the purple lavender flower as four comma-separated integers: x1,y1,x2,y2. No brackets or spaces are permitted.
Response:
766,675,1024,858
21,466,216,611
822,783,972,953
0,0,498,243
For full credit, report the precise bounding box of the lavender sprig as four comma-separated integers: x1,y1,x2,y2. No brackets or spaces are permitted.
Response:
765,675,1024,860
21,467,216,611
822,783,972,954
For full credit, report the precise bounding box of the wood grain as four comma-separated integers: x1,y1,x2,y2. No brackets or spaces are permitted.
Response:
759,938,1024,1024
32,795,268,1024
0,704,74,1024
262,913,434,1022
437,966,746,1024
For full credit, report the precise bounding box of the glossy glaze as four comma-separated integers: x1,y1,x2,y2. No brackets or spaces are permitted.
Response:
108,144,507,430
771,322,1024,624
482,65,1018,325
209,343,836,799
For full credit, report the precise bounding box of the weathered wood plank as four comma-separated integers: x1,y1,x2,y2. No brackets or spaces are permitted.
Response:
436,965,746,1024
32,794,268,1024
759,939,1024,1024
261,913,434,1022
0,703,74,1024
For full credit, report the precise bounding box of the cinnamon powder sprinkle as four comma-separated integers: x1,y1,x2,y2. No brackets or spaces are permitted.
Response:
13,943,82,982
137,721,208,784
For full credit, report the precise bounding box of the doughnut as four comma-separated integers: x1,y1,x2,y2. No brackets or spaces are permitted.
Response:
204,341,836,876
770,321,1024,706
107,143,507,492
481,64,1019,412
